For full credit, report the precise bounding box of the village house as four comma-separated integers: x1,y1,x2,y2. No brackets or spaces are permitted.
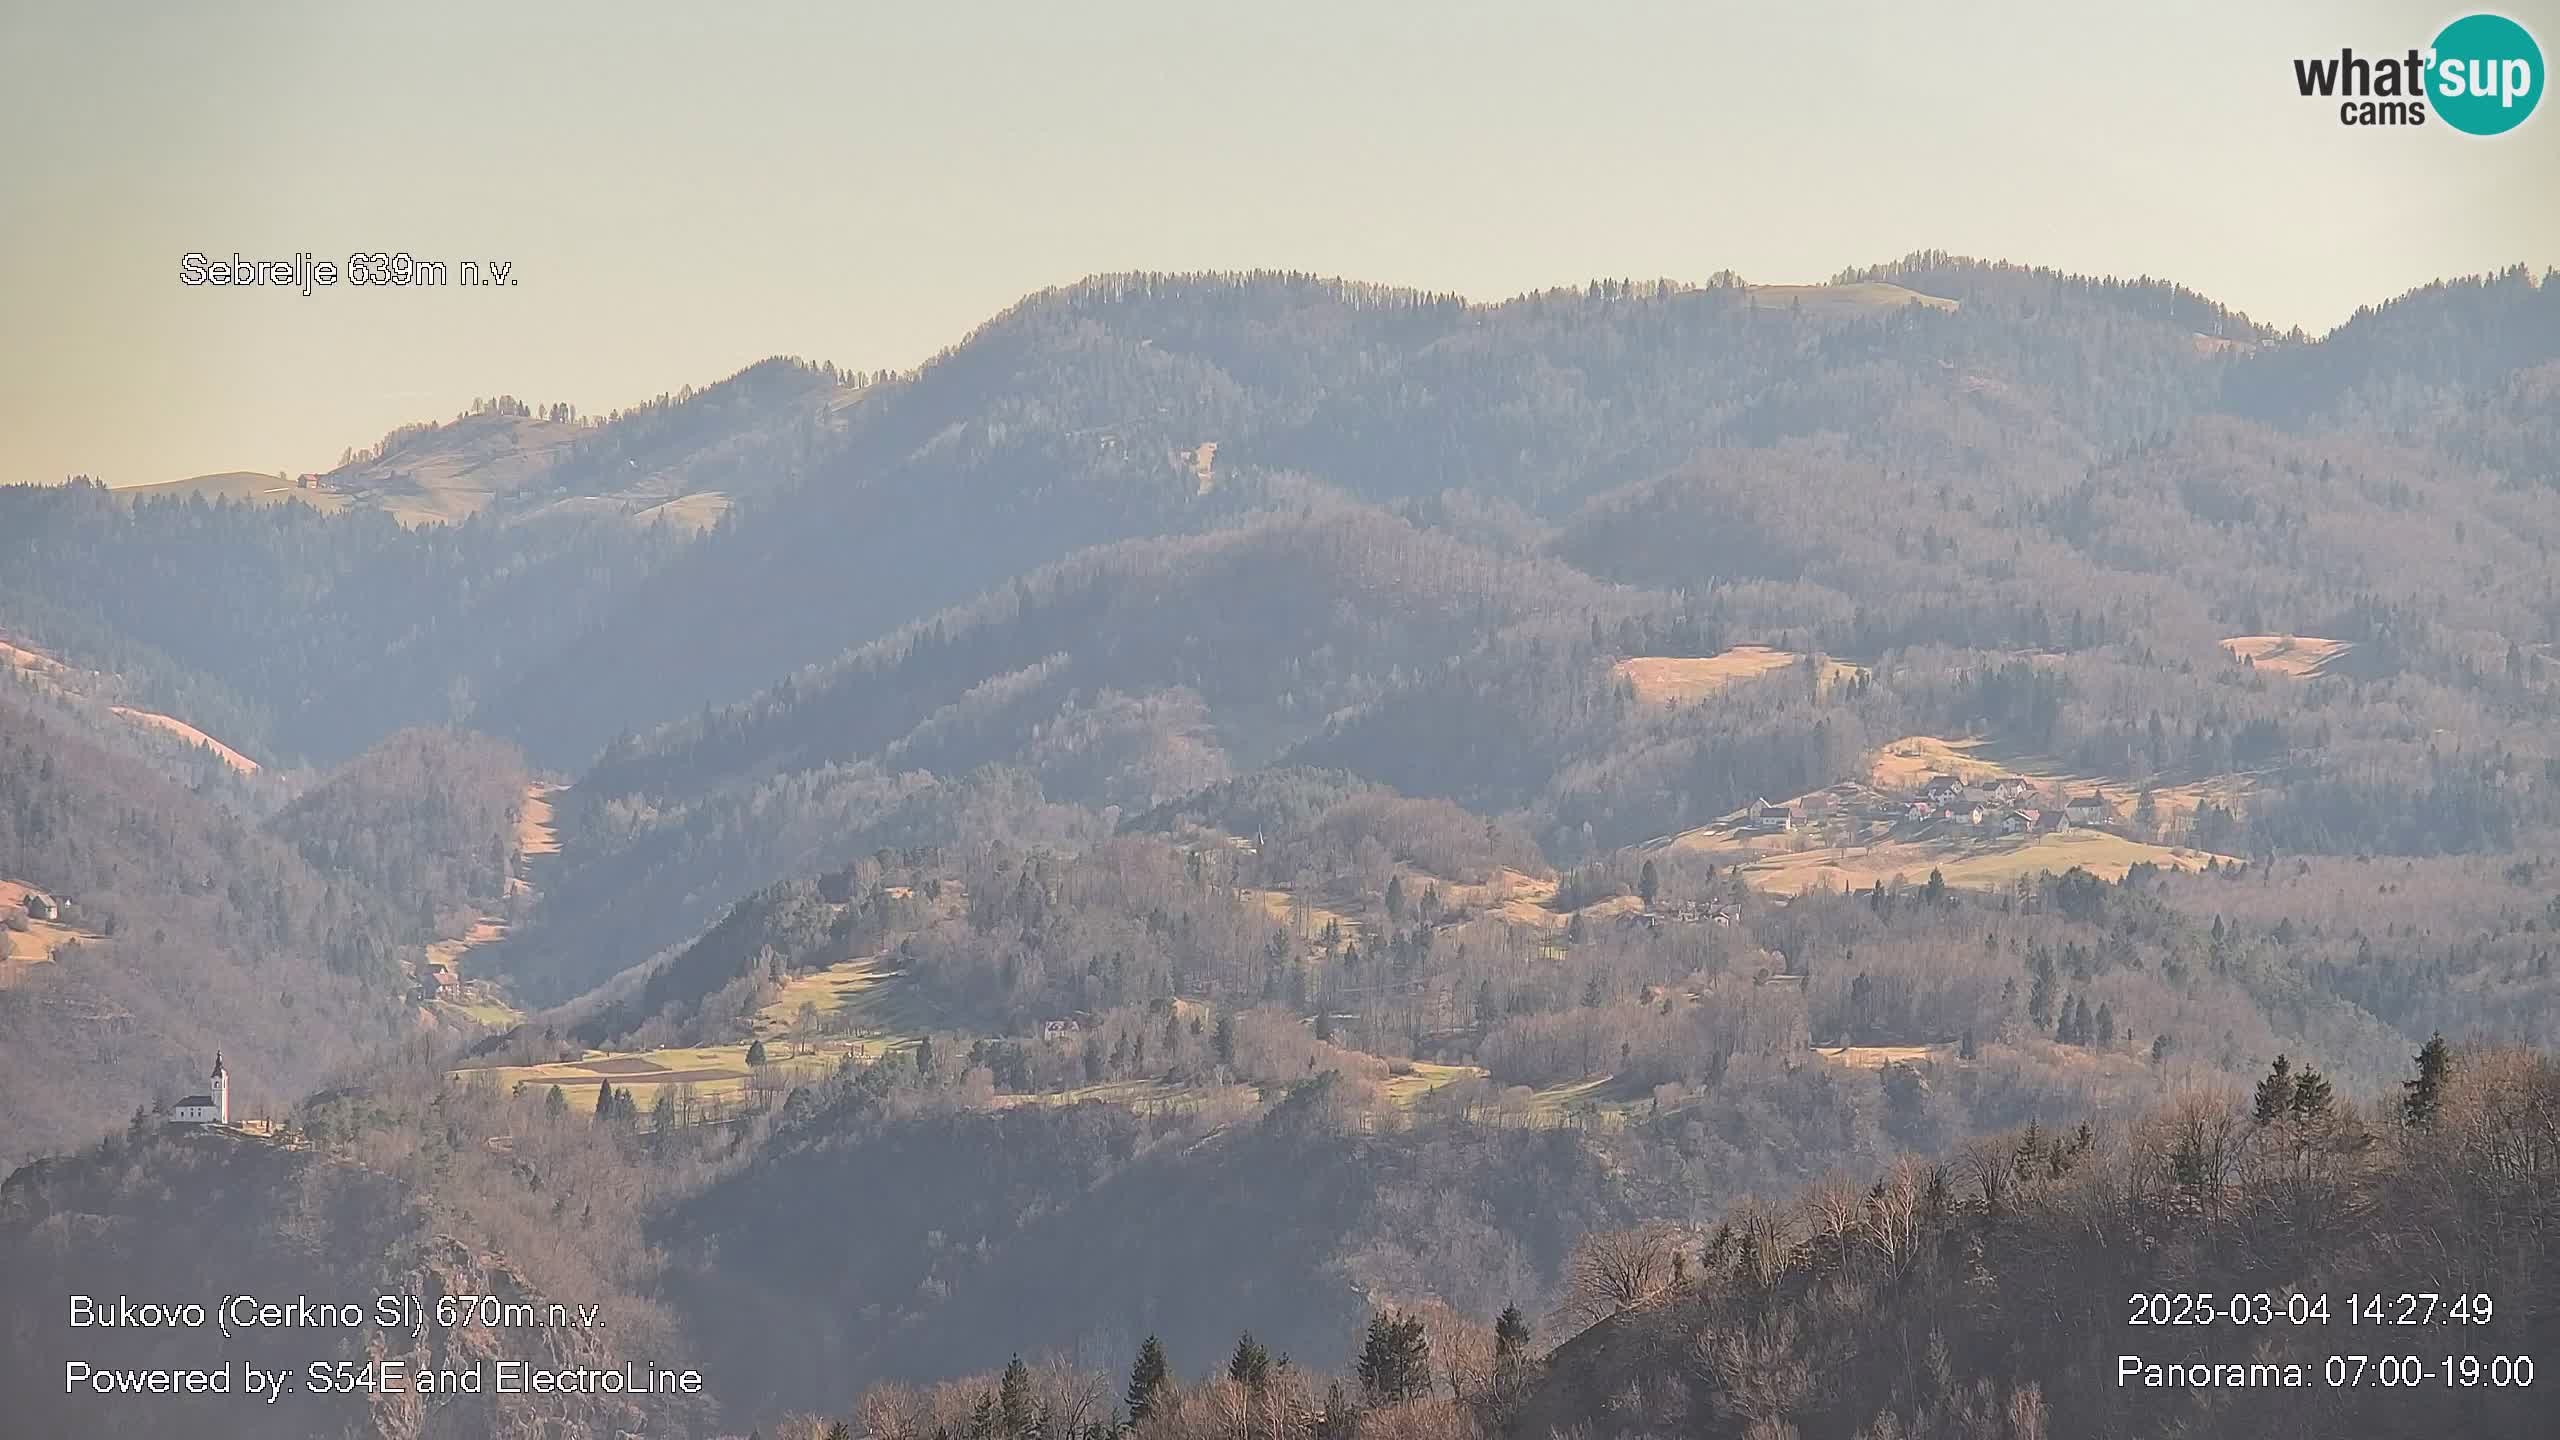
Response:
1745,798,1796,834
2001,808,2044,836
23,890,59,922
2065,792,2110,827
169,1054,229,1125
1040,1018,1081,1042
1922,774,1964,801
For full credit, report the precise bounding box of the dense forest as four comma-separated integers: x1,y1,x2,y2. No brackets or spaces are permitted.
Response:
3,256,2557,1438
0,710,530,1159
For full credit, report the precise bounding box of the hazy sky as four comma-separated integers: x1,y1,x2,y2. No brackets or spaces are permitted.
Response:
4,0,2555,485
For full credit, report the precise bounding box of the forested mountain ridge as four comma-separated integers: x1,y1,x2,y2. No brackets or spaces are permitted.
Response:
0,481,681,766
765,1042,2558,1440
0,712,533,1160
0,355,847,768
0,702,404,1159
3,256,2558,1438
423,263,2544,1006
8,259,2551,774
0,1096,714,1439
1501,1045,2559,1440
469,259,2293,763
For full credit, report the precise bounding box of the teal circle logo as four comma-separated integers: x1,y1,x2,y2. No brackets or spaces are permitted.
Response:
2430,13,2544,134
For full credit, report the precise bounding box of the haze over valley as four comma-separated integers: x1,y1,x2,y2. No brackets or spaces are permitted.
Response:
5,254,2560,1439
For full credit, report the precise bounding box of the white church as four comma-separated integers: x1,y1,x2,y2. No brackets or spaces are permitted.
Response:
170,1053,229,1125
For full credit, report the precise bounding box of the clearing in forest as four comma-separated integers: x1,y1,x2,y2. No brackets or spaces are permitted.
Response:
1740,282,1959,316
0,632,260,773
997,1077,1262,1115
0,636,66,676
2220,635,2351,678
108,706,259,773
1818,1043,1950,1069
1380,1061,1490,1107
751,955,940,1050
517,783,562,856
1864,736,2247,828
110,471,348,512
1867,735,2015,790
629,491,731,533
1614,647,1862,706
419,781,566,1026
1240,886,1362,943
456,957,938,1114
460,1041,848,1114
1731,828,2239,898
0,880,96,976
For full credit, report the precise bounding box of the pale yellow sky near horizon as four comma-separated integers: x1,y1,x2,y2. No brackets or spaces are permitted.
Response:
3,0,2555,486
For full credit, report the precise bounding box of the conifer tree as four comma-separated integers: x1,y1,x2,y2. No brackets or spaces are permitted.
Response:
2403,1032,2453,1128
999,1355,1037,1440
1357,1311,1431,1405
1126,1336,1170,1424
2289,1065,2334,1125
2254,1055,2296,1124
1228,1331,1271,1390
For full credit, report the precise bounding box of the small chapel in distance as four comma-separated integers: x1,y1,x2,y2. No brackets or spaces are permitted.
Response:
169,1053,229,1125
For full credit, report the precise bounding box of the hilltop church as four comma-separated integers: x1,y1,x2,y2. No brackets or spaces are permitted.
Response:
170,1054,229,1125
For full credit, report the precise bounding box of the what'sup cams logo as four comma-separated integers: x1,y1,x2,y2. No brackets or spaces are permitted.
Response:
2293,12,2543,132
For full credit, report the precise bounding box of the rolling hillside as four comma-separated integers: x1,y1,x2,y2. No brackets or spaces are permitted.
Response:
1,257,2557,1438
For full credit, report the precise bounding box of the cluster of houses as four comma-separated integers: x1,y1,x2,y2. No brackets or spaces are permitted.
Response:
1617,899,1739,933
1913,774,2117,834
1908,774,2113,834
1738,776,2115,843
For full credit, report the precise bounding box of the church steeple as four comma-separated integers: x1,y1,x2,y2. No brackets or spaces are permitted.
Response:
209,1052,229,1123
